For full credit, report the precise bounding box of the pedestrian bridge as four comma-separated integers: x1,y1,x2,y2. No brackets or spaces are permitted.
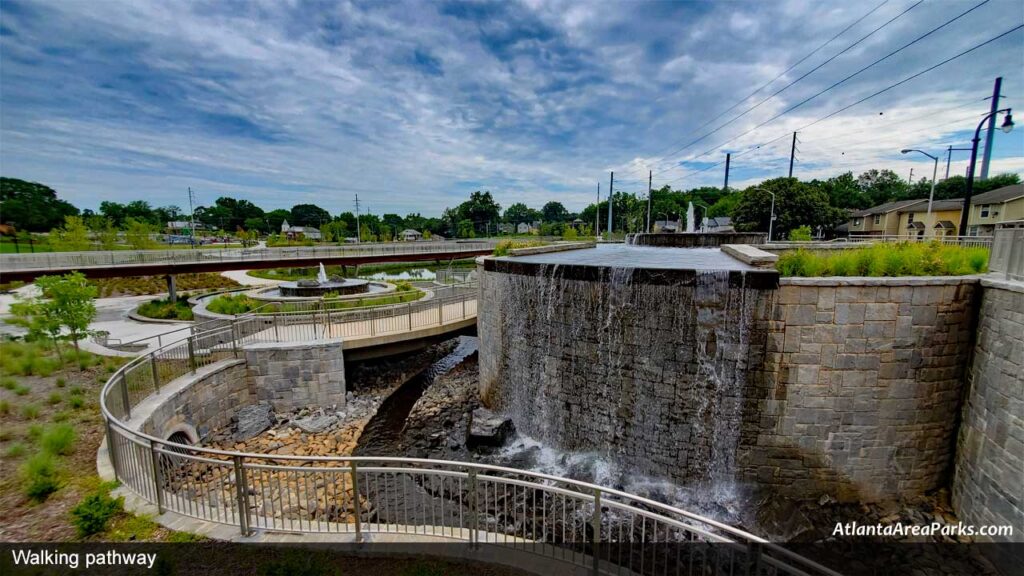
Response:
0,241,497,282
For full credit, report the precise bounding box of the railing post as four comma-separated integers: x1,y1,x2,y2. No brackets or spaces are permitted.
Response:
120,379,131,420
462,297,466,319
187,338,197,373
350,461,362,543
233,455,250,536
746,542,763,576
592,488,602,576
468,468,478,547
231,321,239,358
437,298,443,324
104,418,119,476
149,440,164,514
273,313,281,341
150,357,160,392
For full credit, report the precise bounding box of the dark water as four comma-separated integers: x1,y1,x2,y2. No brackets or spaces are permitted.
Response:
354,336,478,455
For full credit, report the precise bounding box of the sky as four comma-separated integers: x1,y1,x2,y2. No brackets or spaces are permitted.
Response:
2,0,1023,217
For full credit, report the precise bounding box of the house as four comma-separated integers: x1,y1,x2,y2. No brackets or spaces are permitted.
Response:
281,220,322,241
399,229,422,241
653,219,680,233
166,221,207,234
702,216,734,233
896,199,964,238
498,223,515,234
847,199,927,236
966,184,1024,236
516,222,532,234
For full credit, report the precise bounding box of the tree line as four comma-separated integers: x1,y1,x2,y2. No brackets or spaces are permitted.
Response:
2,169,1019,243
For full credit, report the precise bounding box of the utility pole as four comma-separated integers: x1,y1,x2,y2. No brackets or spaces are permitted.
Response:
187,187,197,249
607,171,614,239
723,153,731,191
979,77,1003,180
595,182,601,237
908,168,914,184
646,170,653,233
945,145,973,179
354,194,361,244
788,132,798,178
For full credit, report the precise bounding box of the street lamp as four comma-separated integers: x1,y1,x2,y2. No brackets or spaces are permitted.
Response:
959,108,1013,236
901,149,939,233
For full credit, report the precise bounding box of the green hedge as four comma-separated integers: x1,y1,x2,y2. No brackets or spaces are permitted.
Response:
777,242,989,277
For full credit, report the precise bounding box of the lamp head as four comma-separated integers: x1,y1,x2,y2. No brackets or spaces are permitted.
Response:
900,149,912,154
1000,111,1014,134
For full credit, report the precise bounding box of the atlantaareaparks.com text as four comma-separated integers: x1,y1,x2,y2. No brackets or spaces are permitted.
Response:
833,521,1014,538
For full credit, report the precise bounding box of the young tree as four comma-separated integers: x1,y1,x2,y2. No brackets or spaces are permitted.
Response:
12,273,97,362
0,178,79,231
124,218,157,249
50,216,92,251
541,201,570,223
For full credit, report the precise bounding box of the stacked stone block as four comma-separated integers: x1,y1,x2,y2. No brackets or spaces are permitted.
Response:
244,339,346,412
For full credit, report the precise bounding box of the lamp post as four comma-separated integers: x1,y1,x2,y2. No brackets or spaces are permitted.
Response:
959,108,1014,236
900,149,939,233
751,188,776,241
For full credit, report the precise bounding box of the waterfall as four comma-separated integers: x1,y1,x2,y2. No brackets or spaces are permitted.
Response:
490,258,762,491
317,262,329,283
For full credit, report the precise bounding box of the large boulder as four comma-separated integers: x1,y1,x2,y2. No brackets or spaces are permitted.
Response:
292,414,338,434
235,403,274,441
467,407,515,449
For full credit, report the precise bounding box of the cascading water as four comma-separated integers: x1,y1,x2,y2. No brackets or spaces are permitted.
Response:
485,250,765,519
686,201,696,232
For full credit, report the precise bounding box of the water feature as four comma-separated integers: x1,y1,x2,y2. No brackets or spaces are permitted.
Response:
686,200,696,232
479,243,777,515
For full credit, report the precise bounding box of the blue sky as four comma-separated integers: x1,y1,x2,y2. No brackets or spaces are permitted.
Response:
2,0,1022,216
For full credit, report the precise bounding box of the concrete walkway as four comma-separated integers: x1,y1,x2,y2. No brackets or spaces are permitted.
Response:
220,269,281,286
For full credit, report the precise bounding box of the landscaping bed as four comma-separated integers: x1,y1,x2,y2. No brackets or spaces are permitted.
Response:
777,242,989,277
135,298,194,321
247,259,477,282
0,340,202,541
89,273,240,297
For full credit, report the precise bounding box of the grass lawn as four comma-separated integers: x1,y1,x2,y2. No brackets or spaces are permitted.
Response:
0,340,204,541
777,242,989,277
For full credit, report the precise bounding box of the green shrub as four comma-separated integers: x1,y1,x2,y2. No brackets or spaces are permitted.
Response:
27,423,43,440
206,294,259,316
21,452,60,501
69,386,83,396
46,392,62,405
1,377,16,390
5,443,27,458
394,281,414,292
136,298,194,321
55,377,66,388
40,423,76,455
493,239,546,256
53,411,71,422
0,399,9,415
21,403,40,420
14,384,30,396
788,226,812,241
68,396,85,409
71,485,123,537
777,243,990,277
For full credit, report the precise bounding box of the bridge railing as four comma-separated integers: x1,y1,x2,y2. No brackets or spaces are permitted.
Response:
988,227,1024,281
847,234,993,248
0,241,497,272
101,313,839,576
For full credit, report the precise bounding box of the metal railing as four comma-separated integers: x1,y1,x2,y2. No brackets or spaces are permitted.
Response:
988,227,1024,281
0,240,497,272
847,234,993,248
98,305,839,576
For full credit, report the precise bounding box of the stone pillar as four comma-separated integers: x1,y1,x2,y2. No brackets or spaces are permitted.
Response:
166,274,177,303
243,338,346,412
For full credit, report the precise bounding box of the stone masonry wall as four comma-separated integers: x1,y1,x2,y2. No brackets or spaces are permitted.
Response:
750,278,977,501
244,338,346,412
953,279,1024,546
143,360,251,442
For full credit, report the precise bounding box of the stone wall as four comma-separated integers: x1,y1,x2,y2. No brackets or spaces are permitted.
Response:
143,360,251,442
751,277,978,501
479,261,981,502
244,338,347,412
953,278,1024,546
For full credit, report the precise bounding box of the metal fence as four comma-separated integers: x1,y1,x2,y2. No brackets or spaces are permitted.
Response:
98,299,839,575
988,227,1024,281
0,240,496,272
847,234,993,248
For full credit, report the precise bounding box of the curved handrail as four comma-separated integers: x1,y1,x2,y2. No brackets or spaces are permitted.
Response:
99,310,840,576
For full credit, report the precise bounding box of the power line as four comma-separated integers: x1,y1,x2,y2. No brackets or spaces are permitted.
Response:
655,23,1023,185
621,0,892,174
647,0,924,178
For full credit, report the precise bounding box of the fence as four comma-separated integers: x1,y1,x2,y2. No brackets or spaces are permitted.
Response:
847,234,993,248
0,240,496,272
99,304,839,576
988,227,1024,281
